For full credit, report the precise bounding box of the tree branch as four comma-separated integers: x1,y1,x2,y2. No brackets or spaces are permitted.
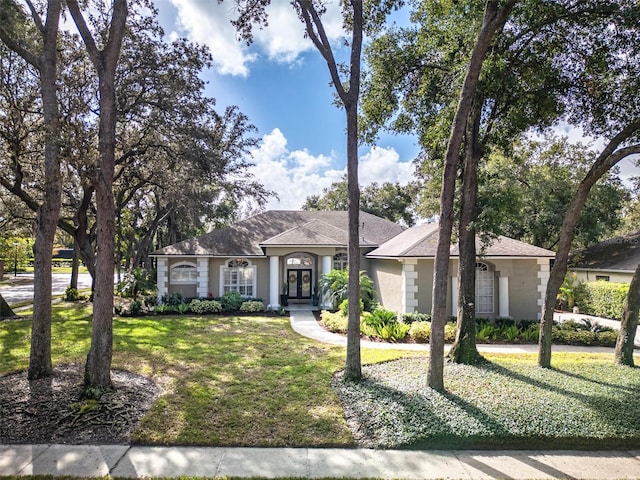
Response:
0,26,40,68
65,0,101,68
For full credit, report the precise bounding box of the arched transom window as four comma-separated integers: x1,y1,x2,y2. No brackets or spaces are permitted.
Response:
170,262,197,284
221,258,255,297
475,262,494,314
333,252,348,271
286,254,313,267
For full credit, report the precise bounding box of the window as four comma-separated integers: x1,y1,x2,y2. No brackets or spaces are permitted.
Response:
221,258,255,297
475,262,494,314
333,252,348,270
170,262,197,284
595,275,610,282
286,254,313,266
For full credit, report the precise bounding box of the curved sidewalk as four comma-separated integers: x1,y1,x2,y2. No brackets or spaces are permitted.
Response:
289,309,619,354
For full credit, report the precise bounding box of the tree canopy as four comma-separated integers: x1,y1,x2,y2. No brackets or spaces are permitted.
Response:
302,177,419,226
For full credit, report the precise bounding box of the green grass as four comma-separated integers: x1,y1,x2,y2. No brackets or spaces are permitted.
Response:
334,353,640,450
1,303,639,450
0,304,414,447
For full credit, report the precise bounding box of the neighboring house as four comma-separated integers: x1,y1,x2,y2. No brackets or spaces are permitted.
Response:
151,210,555,320
569,230,640,284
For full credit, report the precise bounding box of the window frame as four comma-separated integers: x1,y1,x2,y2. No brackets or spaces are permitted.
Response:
475,262,494,314
220,258,256,297
333,251,348,271
170,261,198,285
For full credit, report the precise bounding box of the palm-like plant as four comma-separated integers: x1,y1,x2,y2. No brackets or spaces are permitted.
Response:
319,269,377,311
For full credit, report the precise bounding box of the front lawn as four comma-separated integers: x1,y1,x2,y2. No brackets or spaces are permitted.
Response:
334,353,640,450
0,304,411,447
1,303,639,449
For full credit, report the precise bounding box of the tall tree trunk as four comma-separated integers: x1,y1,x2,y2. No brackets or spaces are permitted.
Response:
614,262,640,366
343,0,363,381
294,0,363,380
0,0,64,380
67,0,128,395
429,0,516,391
449,105,482,365
538,124,640,367
70,239,79,290
29,34,62,376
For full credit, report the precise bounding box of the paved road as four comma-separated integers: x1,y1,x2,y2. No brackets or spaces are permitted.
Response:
0,273,93,306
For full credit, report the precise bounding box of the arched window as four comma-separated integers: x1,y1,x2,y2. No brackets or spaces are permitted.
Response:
475,262,494,314
333,252,348,271
170,262,197,284
221,258,255,297
286,254,313,267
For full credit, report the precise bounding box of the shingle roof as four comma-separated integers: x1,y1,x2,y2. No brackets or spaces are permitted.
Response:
367,223,555,258
150,210,404,256
570,230,640,272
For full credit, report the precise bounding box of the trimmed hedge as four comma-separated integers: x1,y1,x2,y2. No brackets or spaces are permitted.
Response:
574,281,629,319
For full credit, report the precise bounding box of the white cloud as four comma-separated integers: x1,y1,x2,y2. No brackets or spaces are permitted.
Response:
247,130,416,210
167,0,345,76
169,0,256,76
359,146,415,186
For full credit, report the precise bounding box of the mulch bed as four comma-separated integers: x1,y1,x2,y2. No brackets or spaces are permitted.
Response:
0,364,161,444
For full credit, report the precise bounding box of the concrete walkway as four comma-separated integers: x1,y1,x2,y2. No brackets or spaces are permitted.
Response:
2,444,640,479
288,308,625,354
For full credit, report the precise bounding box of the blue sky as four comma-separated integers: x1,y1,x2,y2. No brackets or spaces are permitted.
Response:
154,0,419,210
153,1,638,211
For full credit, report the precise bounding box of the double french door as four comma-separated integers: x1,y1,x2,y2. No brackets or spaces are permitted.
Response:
286,269,312,299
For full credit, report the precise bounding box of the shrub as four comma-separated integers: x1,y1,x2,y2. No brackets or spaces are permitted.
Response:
162,292,184,306
240,300,264,312
220,291,244,312
502,324,521,342
130,300,142,316
367,307,397,327
116,267,155,298
408,321,431,342
176,302,191,314
378,322,410,342
320,310,348,333
596,330,618,347
574,281,629,319
400,312,431,324
476,323,499,342
552,327,597,345
65,286,81,302
154,303,176,314
520,324,540,342
339,298,364,316
189,299,222,314
319,269,377,311
444,322,457,342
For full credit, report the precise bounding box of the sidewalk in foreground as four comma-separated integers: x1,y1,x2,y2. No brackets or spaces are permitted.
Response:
2,444,640,479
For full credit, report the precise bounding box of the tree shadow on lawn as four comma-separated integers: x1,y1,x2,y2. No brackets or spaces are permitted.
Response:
337,358,640,450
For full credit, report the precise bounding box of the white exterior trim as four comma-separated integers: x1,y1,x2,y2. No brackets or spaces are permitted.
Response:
157,257,168,301
499,276,509,318
269,256,280,308
537,258,551,319
401,259,418,313
451,276,458,316
196,257,209,298
321,255,332,308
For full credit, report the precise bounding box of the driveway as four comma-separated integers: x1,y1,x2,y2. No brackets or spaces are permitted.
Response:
0,273,93,306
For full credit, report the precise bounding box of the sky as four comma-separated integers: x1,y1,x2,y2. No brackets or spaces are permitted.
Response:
153,0,638,211
153,0,419,210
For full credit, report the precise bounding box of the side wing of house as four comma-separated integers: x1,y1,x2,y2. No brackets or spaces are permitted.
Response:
367,226,555,320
